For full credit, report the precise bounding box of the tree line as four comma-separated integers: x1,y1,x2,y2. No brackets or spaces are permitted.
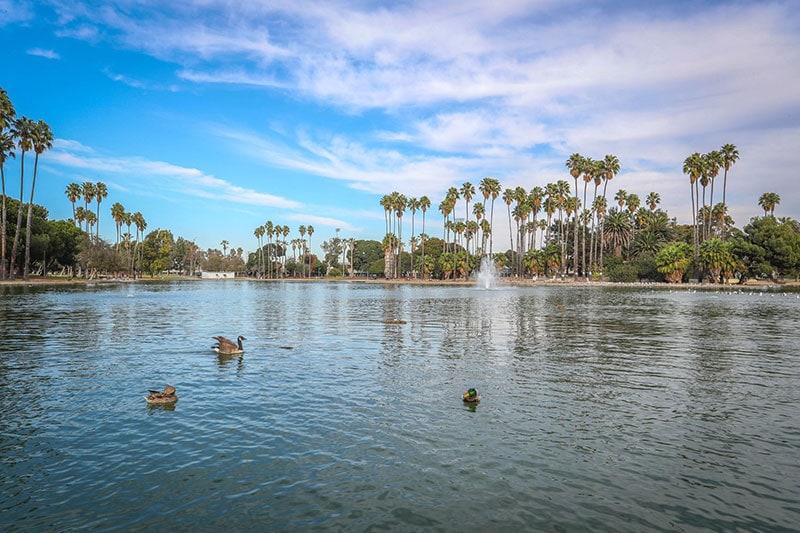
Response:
375,151,798,283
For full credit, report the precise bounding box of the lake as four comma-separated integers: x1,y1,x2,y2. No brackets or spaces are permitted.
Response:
1,280,799,531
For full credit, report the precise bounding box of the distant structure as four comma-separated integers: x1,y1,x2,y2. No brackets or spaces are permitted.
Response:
201,271,237,280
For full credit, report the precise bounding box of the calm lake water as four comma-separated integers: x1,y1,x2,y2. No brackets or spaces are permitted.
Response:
1,280,799,532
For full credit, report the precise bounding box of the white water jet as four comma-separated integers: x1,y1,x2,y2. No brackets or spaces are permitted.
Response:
475,255,498,289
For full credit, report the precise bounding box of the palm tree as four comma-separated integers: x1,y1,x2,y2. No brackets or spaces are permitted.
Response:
0,89,14,280
75,206,87,232
599,155,620,270
9,116,34,279
460,182,475,272
603,208,633,257
0,131,15,280
502,188,515,267
625,193,640,247
720,143,739,208
307,225,314,278
110,201,125,246
24,120,53,279
720,143,739,239
656,242,693,283
408,197,419,277
132,212,146,271
683,152,703,258
758,192,780,217
94,181,107,239
699,237,737,284
478,177,501,255
418,195,430,278
81,181,96,233
220,240,229,257
566,153,584,278
254,225,265,277
65,183,81,224
393,192,407,278
646,191,660,211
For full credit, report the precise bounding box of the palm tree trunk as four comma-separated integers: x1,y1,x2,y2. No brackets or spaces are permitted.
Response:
9,152,25,279
1,166,7,280
23,153,41,279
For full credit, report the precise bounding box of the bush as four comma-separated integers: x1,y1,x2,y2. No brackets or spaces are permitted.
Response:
606,262,638,282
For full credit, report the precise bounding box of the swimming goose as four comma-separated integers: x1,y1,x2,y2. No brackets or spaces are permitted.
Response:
212,335,246,355
145,385,178,404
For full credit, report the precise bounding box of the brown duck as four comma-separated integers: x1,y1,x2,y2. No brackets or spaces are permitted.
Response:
145,385,178,404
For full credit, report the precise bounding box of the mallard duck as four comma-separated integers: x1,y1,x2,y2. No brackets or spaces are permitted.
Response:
212,335,246,355
145,385,178,404
463,388,480,403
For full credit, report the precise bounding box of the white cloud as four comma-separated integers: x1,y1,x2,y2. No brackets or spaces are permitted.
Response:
26,47,60,59
48,140,303,210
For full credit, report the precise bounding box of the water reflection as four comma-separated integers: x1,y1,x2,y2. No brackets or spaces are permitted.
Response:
1,281,799,531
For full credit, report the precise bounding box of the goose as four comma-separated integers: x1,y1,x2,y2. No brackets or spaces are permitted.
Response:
212,335,246,355
145,385,178,404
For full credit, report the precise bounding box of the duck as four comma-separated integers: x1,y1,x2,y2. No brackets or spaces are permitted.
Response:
463,388,481,403
145,385,178,404
212,335,246,355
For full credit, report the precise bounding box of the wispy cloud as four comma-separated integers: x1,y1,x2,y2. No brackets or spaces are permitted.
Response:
49,139,303,209
27,47,60,59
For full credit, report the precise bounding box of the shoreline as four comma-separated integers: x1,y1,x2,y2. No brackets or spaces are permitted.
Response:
1,275,797,290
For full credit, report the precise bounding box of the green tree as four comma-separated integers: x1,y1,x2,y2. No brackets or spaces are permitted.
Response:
656,242,693,283
698,237,738,283
140,229,175,276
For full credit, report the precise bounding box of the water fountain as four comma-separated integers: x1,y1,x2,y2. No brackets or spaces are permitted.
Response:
475,255,498,289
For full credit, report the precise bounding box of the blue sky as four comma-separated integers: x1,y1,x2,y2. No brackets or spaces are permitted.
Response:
2,0,799,256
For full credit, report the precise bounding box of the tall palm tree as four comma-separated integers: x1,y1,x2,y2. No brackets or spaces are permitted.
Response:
408,197,419,277
460,182,475,272
94,181,107,240
566,153,584,278
393,192,407,278
9,116,34,279
0,131,15,280
254,225,264,277
110,201,125,246
81,181,96,234
0,89,14,280
720,143,739,208
625,192,640,248
581,157,594,277
502,188,515,265
307,225,314,278
758,192,780,217
683,152,704,258
132,212,146,270
24,120,53,279
418,195,430,278
299,225,307,277
599,155,620,270
720,143,739,239
220,239,229,256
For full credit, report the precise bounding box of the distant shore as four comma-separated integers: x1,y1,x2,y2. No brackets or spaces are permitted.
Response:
1,275,796,290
